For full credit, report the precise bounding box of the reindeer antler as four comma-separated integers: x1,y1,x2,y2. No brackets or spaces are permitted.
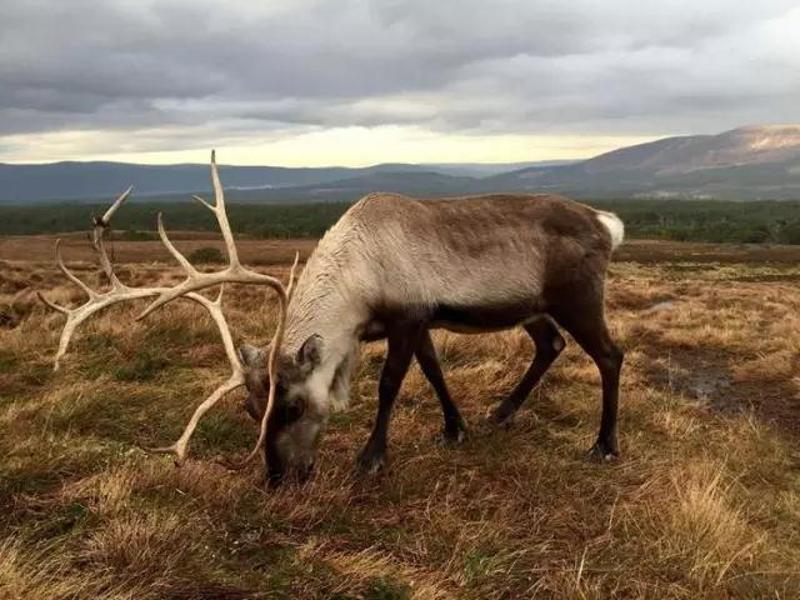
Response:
140,151,297,468
137,151,288,320
143,287,247,463
39,152,298,466
37,187,159,371
229,250,300,469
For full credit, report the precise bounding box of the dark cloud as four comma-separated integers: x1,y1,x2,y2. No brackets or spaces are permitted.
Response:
0,0,798,157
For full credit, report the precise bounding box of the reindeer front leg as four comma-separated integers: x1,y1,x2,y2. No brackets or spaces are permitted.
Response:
356,321,425,474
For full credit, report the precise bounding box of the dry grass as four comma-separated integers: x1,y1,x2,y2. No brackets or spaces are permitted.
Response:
2,239,800,598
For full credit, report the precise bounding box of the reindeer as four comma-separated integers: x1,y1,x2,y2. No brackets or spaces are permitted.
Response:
41,152,624,485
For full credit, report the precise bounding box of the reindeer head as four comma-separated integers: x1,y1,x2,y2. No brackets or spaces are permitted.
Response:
40,151,307,484
237,334,326,484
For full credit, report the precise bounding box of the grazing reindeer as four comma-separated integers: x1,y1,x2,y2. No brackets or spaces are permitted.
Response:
239,189,625,482
42,152,624,485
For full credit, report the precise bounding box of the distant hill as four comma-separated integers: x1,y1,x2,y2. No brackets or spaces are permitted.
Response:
0,162,398,203
490,125,800,199
233,170,484,203
425,160,577,178
2,126,799,203
0,160,540,204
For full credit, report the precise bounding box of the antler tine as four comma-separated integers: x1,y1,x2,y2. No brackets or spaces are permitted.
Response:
209,149,241,267
191,194,214,212
187,286,243,379
156,212,199,276
49,303,94,371
37,291,68,315
41,283,156,371
145,287,246,464
287,251,300,302
98,186,133,228
146,373,245,464
55,239,98,299
91,186,132,289
136,151,288,321
185,152,240,267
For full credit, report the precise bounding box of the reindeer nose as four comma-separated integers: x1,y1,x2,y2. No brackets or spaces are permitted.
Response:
266,466,286,487
266,462,313,487
298,461,315,483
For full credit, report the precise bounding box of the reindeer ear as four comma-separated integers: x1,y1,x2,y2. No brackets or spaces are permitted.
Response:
238,343,266,368
296,334,323,368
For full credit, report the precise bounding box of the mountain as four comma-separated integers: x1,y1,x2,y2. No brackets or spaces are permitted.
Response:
425,160,577,178
491,125,800,199
0,162,402,203
2,126,799,203
0,160,539,204
232,170,483,203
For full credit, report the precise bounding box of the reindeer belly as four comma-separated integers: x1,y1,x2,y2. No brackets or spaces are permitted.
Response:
431,302,544,334
361,299,543,339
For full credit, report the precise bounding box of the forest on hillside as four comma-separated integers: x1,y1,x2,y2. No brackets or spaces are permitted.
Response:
1,198,800,245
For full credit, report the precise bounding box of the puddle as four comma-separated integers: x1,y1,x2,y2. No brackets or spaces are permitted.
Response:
642,346,800,440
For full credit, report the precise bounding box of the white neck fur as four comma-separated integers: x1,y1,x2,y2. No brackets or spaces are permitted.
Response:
282,217,373,412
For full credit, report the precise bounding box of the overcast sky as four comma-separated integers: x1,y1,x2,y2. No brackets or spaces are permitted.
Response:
1,0,798,165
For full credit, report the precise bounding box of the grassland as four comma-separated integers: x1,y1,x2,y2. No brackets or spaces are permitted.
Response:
1,238,800,598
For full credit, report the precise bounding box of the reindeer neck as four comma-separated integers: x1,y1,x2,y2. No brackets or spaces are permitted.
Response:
285,287,363,359
283,243,369,386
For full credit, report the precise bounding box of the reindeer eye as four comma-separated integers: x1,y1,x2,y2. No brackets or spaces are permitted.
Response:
286,396,306,423
272,393,305,427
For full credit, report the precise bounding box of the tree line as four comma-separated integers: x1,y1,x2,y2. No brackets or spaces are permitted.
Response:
1,199,799,245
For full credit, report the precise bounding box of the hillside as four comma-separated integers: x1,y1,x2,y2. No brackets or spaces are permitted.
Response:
0,162,405,203
2,126,800,203
0,161,535,204
492,125,800,199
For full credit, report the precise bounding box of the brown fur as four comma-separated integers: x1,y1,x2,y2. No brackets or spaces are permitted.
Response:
252,191,624,481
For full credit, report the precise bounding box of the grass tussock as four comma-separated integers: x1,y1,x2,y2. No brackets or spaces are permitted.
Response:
80,512,195,580
2,242,800,598
0,538,128,600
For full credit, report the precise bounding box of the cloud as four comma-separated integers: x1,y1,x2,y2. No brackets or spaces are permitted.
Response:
1,0,798,162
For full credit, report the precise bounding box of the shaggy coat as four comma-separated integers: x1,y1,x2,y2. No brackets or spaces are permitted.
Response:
243,191,625,481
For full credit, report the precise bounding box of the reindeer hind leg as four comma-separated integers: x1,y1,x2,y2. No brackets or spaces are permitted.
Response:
415,330,466,444
490,317,565,427
549,285,623,460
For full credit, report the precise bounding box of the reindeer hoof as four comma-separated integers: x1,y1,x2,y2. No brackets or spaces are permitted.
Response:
486,406,514,429
433,425,467,446
586,441,619,463
356,450,386,475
